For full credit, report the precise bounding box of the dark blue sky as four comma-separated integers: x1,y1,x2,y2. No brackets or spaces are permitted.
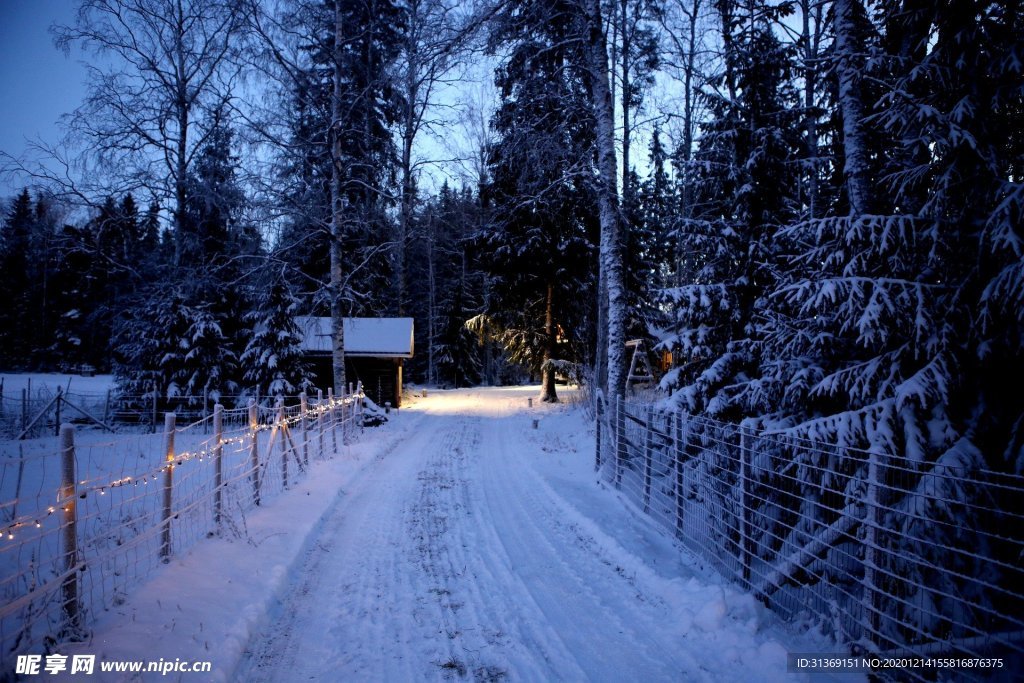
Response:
0,0,87,199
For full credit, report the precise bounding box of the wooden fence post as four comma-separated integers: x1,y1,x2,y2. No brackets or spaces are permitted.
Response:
594,395,603,473
277,399,288,489
249,399,260,506
328,388,338,455
213,404,223,528
21,388,27,433
355,382,363,430
59,424,82,633
160,412,175,562
54,387,62,437
675,411,685,539
341,389,349,446
643,405,654,514
103,389,111,425
300,392,309,468
317,389,325,460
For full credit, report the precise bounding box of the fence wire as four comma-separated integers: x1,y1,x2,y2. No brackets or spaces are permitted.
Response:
0,385,333,439
596,397,1024,680
0,389,365,664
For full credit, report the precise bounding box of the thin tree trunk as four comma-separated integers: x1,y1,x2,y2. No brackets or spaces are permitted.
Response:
540,282,559,402
620,0,631,198
397,25,418,317
427,212,436,385
174,103,188,268
582,0,627,401
833,0,871,216
676,0,700,287
173,17,188,269
330,0,347,394
801,0,822,218
596,260,608,393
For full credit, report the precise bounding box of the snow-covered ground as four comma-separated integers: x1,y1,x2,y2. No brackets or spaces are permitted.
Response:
51,387,834,682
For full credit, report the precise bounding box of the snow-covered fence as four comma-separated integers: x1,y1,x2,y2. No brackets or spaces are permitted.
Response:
595,396,1024,678
0,385,114,440
0,387,364,662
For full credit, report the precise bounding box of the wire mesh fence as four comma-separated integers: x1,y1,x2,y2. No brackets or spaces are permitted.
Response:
596,396,1024,680
0,387,365,663
0,382,334,439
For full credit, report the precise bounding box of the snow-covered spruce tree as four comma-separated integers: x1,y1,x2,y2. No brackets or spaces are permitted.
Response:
659,0,801,419
113,288,237,403
869,0,1024,646
112,116,256,405
272,0,334,304
242,277,313,397
755,0,1024,647
479,0,599,402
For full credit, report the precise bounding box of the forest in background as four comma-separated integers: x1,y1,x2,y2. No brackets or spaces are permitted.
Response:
0,0,1021,475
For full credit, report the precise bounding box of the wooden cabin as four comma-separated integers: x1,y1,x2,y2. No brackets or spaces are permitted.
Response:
295,317,415,408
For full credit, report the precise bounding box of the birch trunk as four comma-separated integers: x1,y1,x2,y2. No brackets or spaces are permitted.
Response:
330,0,347,393
581,0,627,400
833,0,871,216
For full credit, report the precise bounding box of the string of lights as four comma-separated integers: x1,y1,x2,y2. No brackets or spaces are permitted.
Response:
1,388,365,658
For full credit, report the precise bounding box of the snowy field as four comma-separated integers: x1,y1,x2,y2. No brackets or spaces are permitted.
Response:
22,386,841,682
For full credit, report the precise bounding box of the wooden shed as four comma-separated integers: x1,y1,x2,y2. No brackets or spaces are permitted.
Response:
296,317,415,408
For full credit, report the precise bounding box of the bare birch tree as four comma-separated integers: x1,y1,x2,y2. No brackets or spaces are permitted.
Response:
53,0,248,266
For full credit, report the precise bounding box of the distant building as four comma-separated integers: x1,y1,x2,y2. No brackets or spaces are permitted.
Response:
295,317,414,408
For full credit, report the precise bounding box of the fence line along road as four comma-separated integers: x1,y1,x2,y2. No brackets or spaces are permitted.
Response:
595,395,1024,680
0,384,337,439
0,387,364,662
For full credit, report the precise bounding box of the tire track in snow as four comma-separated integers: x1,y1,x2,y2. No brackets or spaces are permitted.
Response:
239,412,447,681
238,392,767,682
472,415,693,680
402,417,567,681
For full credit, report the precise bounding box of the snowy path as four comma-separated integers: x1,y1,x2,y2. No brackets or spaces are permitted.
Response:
238,389,799,682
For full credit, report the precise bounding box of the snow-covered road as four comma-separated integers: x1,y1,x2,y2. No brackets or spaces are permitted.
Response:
237,388,800,682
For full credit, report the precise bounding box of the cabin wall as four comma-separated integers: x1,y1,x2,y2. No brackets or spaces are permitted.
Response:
303,354,403,408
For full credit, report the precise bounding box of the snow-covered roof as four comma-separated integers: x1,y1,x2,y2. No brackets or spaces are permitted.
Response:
295,316,415,358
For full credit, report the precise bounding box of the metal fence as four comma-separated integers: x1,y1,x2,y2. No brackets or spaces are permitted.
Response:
0,387,364,663
596,396,1024,680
